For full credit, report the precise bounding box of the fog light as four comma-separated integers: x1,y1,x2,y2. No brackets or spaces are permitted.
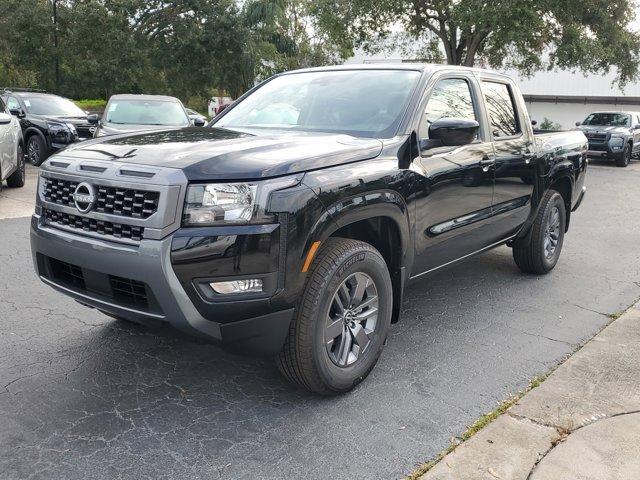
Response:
210,279,263,294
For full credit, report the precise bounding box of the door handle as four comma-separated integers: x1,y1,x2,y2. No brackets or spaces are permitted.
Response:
479,156,495,172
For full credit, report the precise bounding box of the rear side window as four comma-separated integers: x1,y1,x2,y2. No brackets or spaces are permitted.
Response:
420,78,477,139
481,81,520,138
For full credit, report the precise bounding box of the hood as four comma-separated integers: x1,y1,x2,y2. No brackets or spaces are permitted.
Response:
35,114,90,126
58,127,384,181
578,125,630,135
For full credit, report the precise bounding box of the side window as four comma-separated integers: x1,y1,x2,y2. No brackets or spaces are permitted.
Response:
481,81,520,138
419,78,477,139
6,96,20,112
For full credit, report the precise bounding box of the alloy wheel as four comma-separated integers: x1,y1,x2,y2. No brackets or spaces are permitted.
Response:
325,272,379,367
28,140,40,165
544,206,561,258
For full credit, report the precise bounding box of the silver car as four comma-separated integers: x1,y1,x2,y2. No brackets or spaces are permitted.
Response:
0,96,25,189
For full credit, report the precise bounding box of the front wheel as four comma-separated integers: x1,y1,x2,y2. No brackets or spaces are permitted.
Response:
6,144,25,188
277,238,393,395
615,143,631,167
513,190,566,274
27,135,47,166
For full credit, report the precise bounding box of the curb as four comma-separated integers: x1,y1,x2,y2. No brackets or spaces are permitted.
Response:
415,301,640,480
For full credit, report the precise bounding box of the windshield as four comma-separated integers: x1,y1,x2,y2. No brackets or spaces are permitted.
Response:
22,95,86,117
105,99,189,126
582,113,630,127
215,70,422,138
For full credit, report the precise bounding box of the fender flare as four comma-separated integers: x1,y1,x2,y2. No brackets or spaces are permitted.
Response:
302,189,411,266
24,127,49,150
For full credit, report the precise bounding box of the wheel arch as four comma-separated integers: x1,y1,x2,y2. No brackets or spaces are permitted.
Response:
303,194,412,325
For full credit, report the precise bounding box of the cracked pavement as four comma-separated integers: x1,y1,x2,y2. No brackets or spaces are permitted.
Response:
1,160,640,479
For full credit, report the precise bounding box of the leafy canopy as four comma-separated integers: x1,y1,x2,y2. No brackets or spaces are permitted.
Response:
314,0,640,85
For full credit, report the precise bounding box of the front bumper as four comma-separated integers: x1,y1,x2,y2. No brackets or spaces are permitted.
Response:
30,215,294,355
587,143,624,159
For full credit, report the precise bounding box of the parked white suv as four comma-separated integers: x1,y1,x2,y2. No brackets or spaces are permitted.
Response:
0,96,25,189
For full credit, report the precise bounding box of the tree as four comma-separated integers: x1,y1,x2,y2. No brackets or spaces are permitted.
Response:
314,0,640,85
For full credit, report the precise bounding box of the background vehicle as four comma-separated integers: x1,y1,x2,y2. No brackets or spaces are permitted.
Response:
185,108,207,126
0,96,25,189
0,89,91,166
89,94,195,137
31,65,587,395
575,111,640,167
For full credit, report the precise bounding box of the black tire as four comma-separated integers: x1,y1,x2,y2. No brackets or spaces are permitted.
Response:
513,190,566,274
615,142,631,167
277,237,393,395
6,144,25,188
27,135,47,166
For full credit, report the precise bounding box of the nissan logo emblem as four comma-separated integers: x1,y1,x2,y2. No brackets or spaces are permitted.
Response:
72,182,96,213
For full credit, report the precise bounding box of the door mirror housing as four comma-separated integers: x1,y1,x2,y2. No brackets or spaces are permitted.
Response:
9,108,23,118
575,122,581,127
531,119,538,126
426,117,480,149
193,118,206,127
0,112,12,125
87,113,100,125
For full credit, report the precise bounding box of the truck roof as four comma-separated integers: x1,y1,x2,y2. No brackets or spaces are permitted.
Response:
285,63,511,80
108,94,182,102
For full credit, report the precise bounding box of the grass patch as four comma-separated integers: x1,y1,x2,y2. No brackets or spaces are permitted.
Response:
406,374,549,480
74,99,107,111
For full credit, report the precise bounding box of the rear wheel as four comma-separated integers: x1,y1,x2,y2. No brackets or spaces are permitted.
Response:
27,135,47,166
277,238,393,395
513,190,566,274
6,144,25,188
615,143,631,167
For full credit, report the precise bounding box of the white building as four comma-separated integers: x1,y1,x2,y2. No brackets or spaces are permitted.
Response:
346,53,640,129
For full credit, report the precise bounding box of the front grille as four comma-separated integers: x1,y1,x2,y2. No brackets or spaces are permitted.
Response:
109,275,149,309
41,255,156,313
49,257,85,290
586,133,608,142
43,178,160,219
588,143,608,152
44,209,144,241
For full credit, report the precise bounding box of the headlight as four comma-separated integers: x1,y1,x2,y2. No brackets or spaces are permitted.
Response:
47,122,76,144
182,176,301,226
609,136,624,147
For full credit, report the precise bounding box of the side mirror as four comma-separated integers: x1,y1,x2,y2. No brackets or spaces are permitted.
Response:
9,108,23,118
193,118,206,127
0,112,12,125
531,120,538,126
575,122,581,127
87,113,100,125
427,117,479,149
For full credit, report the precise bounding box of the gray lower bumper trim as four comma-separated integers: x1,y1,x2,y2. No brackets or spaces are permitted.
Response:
31,215,221,340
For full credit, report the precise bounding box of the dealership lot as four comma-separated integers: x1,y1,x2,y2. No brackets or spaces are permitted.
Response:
1,160,639,480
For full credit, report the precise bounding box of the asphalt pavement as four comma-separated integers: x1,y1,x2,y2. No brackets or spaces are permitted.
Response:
1,160,639,480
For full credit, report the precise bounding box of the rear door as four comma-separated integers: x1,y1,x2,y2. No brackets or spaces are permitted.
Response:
479,77,535,239
411,73,496,275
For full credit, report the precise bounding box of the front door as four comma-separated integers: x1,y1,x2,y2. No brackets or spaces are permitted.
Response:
0,98,14,177
411,76,496,276
480,79,535,239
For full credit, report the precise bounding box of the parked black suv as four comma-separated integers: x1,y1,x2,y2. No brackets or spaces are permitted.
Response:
0,89,93,166
31,65,588,394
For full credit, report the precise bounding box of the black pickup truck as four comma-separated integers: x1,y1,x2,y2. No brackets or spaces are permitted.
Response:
30,65,587,395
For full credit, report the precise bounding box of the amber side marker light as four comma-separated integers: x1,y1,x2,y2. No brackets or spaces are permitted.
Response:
302,241,321,272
